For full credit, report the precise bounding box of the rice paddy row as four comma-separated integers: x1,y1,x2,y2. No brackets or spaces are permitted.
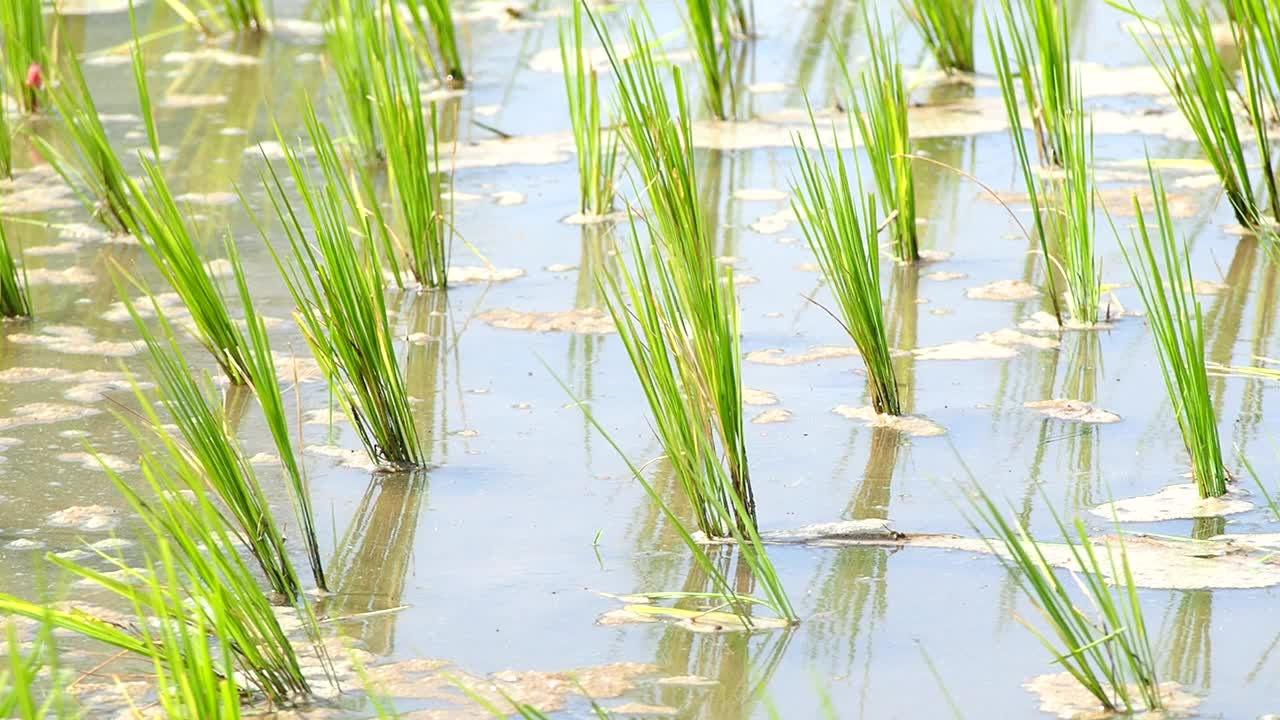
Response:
0,0,1275,716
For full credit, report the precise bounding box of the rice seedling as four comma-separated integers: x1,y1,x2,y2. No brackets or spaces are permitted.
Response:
0,0,45,114
557,370,797,628
33,51,134,233
791,113,901,415
0,220,32,319
220,0,268,33
988,17,1063,324
577,17,795,628
968,484,1163,713
0,86,11,179
559,0,620,217
901,0,975,73
589,14,753,532
994,0,1074,165
1,622,64,718
1115,0,1268,227
989,17,1100,326
0,412,316,705
261,103,424,467
844,12,919,263
119,287,303,601
1119,163,1228,498
404,0,465,87
324,0,383,160
370,8,450,288
684,0,738,120
1225,0,1280,223
228,236,327,592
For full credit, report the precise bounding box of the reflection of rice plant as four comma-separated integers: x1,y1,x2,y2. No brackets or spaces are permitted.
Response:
1119,0,1272,228
994,0,1073,165
1,622,64,717
559,0,619,216
0,220,31,319
405,0,465,86
0,0,45,113
792,113,900,415
371,9,450,288
1120,163,1227,498
846,11,918,262
902,0,975,72
970,485,1163,713
685,0,738,119
262,104,423,467
33,52,134,233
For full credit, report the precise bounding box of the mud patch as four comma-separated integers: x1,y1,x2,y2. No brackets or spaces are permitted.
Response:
965,279,1039,301
47,504,119,531
1025,399,1121,424
479,308,614,334
832,405,946,437
0,402,101,430
742,388,778,406
913,340,1019,361
56,452,135,472
447,266,526,284
8,325,139,357
745,346,856,366
1090,483,1252,522
1024,671,1199,719
978,328,1060,350
751,409,792,424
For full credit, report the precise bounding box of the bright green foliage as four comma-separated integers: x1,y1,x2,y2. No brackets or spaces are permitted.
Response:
0,0,45,113
325,0,383,160
405,0,465,86
0,220,31,318
902,0,975,72
371,8,450,288
221,0,267,32
0,622,67,718
591,15,753,534
583,15,795,628
989,17,1063,324
970,487,1163,713
1117,0,1267,227
262,103,423,467
228,235,327,591
685,0,738,119
0,78,10,178
1120,163,1227,498
847,12,918,262
990,16,1100,326
559,0,620,216
792,113,900,415
1228,0,1280,224
33,52,134,233
121,288,303,600
0,416,314,704
996,0,1074,165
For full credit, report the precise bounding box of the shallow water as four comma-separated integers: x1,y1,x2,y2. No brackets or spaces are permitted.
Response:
4,0,1280,717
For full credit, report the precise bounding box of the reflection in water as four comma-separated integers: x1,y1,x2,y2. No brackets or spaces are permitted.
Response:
806,545,890,704
404,290,454,464
645,551,794,719
568,224,613,460
326,470,429,655
848,428,901,521
1159,591,1213,692
785,0,859,107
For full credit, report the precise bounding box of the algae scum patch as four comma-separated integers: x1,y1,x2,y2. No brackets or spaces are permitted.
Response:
5,0,1280,718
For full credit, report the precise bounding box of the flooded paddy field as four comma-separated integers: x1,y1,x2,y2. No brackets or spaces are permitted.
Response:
4,0,1280,717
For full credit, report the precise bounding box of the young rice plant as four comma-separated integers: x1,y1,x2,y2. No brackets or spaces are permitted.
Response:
405,0,465,86
995,0,1074,165
902,0,975,73
559,0,620,217
0,0,45,114
1120,163,1228,498
0,220,31,318
685,0,738,120
792,113,901,416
